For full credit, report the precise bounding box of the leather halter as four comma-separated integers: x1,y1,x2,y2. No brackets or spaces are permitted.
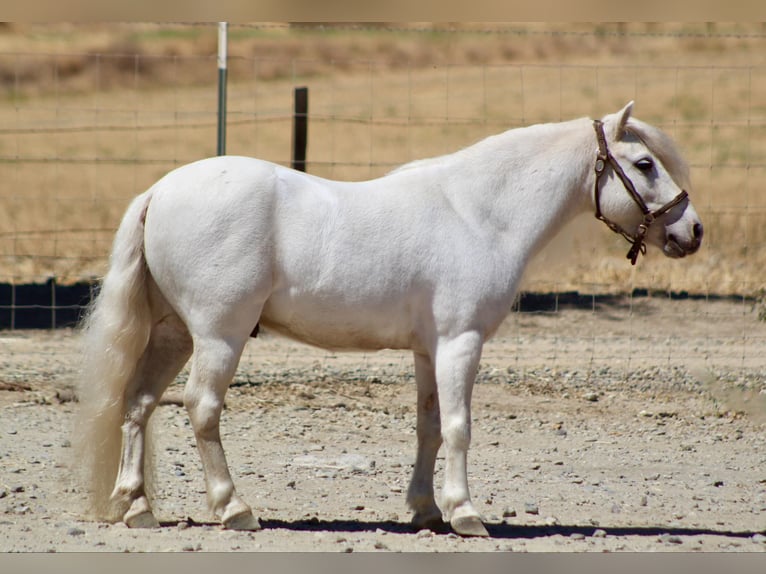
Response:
592,119,688,265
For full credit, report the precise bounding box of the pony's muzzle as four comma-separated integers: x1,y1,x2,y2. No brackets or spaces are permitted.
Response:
665,221,703,258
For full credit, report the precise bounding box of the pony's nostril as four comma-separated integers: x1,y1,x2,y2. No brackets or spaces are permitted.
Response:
693,222,703,241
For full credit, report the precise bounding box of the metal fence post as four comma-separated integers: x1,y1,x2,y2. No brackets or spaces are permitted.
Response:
217,22,228,156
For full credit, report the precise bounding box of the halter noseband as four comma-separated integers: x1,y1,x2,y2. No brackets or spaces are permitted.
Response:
592,119,688,265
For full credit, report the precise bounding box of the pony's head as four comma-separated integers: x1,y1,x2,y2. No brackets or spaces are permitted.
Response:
593,101,703,264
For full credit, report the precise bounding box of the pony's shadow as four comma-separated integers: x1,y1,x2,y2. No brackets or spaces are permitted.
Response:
164,517,763,540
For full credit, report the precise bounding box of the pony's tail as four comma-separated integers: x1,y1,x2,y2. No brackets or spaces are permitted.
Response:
73,189,155,521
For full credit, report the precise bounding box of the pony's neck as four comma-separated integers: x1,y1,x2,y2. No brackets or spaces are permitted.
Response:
446,117,595,259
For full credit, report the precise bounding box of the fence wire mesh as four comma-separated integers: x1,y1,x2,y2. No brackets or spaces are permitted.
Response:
0,23,764,391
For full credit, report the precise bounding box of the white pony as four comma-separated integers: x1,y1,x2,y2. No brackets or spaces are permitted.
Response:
74,102,702,537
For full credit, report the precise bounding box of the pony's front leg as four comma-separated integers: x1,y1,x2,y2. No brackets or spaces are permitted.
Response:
434,331,488,537
185,336,261,531
407,352,445,531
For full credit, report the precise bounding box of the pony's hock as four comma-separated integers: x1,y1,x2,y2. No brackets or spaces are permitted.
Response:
75,102,702,537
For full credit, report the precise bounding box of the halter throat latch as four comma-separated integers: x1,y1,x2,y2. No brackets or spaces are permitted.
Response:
592,119,688,265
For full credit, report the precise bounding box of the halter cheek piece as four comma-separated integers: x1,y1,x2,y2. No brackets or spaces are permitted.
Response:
592,119,688,265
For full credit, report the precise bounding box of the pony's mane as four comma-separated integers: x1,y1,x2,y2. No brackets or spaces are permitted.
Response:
390,116,692,193
388,119,580,175
625,118,692,191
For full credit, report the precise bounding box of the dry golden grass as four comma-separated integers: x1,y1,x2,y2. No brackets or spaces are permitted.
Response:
1,23,765,295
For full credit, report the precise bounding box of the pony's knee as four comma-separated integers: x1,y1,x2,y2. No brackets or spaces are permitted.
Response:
441,415,471,449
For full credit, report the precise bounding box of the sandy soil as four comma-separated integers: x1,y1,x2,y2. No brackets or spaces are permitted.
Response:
0,295,764,553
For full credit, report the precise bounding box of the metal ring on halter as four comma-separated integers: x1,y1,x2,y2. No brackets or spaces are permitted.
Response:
592,120,688,265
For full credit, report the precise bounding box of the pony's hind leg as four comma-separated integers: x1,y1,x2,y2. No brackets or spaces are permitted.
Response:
407,351,445,531
184,333,260,531
109,315,192,527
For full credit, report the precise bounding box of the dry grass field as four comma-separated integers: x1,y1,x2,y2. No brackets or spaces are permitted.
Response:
0,22,765,295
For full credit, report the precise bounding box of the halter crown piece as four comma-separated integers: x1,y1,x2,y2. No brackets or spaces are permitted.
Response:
592,119,688,265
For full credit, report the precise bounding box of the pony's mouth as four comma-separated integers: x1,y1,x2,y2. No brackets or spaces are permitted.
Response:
664,225,703,258
663,237,687,258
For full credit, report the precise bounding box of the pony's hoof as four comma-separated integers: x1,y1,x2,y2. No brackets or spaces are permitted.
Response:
124,510,160,529
412,514,448,533
223,510,262,531
451,515,489,537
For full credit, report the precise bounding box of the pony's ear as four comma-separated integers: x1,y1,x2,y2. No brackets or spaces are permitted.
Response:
603,101,634,140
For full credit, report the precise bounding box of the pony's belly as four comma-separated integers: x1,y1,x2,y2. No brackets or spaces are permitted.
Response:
259,298,418,352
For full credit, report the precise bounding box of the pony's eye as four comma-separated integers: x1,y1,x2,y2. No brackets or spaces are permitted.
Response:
635,158,654,172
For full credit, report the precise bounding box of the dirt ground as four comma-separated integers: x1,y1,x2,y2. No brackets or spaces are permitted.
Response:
0,295,764,553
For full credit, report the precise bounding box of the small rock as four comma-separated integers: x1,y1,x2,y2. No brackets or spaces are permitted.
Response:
177,521,189,531
592,529,607,538
751,533,766,544
502,507,517,518
659,533,683,545
10,485,24,494
639,495,648,506
544,516,560,526
55,389,78,404
67,527,85,537
570,532,586,541
610,504,621,514
373,541,388,550
416,529,433,539
524,502,539,515
583,392,599,402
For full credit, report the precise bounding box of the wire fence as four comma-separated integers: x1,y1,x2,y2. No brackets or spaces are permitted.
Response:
0,23,765,335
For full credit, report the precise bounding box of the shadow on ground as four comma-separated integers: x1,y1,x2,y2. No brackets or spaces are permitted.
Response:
162,516,764,540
